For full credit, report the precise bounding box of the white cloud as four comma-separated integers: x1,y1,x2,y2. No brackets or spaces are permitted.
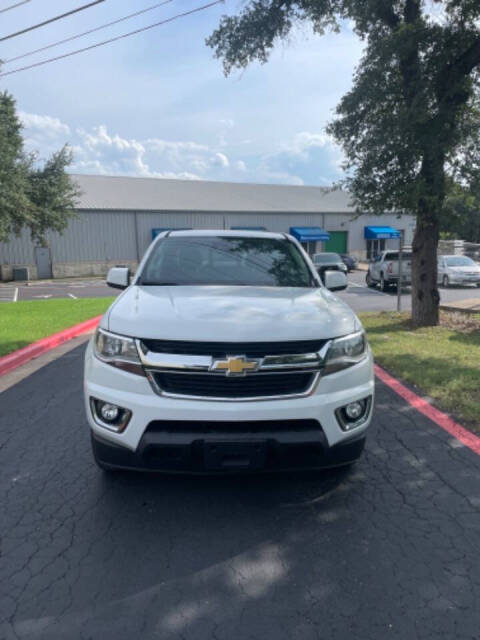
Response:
19,113,344,186
213,152,229,168
19,112,71,138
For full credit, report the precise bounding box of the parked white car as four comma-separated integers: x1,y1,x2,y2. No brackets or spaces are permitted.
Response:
438,255,480,288
84,230,374,473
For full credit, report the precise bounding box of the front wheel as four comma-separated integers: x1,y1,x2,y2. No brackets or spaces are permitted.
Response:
380,273,389,292
366,272,376,288
442,275,450,288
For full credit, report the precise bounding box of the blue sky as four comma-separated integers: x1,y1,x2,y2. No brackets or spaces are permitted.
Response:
0,0,364,185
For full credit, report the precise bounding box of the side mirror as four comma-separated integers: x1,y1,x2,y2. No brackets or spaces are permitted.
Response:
324,270,348,292
106,267,130,290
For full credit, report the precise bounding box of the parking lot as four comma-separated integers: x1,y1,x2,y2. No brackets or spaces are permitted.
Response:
1,342,479,639
338,270,480,312
1,270,479,313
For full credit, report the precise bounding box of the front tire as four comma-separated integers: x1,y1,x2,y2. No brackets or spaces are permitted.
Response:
380,273,389,292
442,275,450,288
366,272,376,288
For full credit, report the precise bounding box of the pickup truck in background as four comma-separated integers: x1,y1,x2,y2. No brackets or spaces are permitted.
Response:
366,249,412,291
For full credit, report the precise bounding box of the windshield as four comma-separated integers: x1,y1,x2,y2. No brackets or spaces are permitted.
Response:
313,253,342,264
385,252,412,260
139,236,315,287
445,256,475,267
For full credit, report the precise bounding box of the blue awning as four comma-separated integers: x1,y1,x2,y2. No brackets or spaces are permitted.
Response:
364,226,400,239
289,227,330,242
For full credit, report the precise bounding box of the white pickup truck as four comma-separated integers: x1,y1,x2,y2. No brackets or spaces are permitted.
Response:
84,230,374,474
366,249,412,291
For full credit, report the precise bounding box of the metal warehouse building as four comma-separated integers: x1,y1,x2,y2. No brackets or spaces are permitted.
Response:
0,174,416,280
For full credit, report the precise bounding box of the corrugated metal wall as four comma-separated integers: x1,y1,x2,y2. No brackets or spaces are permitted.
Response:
0,209,416,265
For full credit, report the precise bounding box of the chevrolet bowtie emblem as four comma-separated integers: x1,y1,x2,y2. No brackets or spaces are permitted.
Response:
211,356,261,377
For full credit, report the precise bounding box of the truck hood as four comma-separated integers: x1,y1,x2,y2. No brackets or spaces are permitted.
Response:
104,286,359,342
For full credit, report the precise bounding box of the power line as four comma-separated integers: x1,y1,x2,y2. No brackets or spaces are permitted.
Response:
4,0,175,64
0,1,223,77
0,0,106,42
0,0,31,14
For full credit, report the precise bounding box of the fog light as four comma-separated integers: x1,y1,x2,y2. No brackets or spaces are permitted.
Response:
90,398,132,433
335,396,372,432
100,403,119,422
345,401,364,420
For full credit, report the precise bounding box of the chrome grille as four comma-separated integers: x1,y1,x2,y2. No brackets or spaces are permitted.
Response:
151,371,316,400
138,338,329,401
140,339,327,358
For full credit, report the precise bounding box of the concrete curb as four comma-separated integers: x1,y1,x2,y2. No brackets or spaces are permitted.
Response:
0,315,102,377
375,363,480,456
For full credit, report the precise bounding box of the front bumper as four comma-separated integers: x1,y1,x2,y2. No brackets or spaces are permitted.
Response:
448,275,480,285
91,429,367,473
84,340,374,472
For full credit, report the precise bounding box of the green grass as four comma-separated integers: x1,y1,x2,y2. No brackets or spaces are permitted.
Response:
0,297,115,357
360,312,480,432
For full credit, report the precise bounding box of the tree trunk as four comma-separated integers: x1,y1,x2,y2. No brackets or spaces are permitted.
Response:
411,216,440,327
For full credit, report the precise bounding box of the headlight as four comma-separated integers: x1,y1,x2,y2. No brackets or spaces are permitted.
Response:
94,328,144,376
323,330,367,374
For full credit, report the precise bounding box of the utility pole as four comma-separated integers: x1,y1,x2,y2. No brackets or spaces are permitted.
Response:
397,235,403,312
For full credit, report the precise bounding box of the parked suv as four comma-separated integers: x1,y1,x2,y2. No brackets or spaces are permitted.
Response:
438,255,480,288
312,252,348,283
84,231,374,473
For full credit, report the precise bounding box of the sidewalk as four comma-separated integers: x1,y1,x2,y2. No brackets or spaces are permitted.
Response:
440,298,480,313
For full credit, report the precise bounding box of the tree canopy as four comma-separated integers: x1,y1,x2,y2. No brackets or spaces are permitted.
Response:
0,91,79,246
207,1,480,326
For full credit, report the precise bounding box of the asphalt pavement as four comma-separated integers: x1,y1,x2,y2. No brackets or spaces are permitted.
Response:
338,270,480,312
1,344,479,640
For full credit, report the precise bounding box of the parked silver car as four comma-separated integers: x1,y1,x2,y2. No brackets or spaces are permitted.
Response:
312,253,348,284
438,255,480,288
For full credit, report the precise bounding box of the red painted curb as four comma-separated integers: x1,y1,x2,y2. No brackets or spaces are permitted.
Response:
375,363,480,456
0,315,102,378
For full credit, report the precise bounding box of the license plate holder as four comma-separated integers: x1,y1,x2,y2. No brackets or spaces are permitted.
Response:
203,441,266,470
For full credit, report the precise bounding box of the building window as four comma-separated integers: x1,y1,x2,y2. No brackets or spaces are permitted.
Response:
301,241,317,256
366,239,386,260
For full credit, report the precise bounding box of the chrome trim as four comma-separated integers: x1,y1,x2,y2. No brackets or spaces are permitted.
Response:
262,353,320,370
335,396,373,431
137,339,332,375
145,370,321,402
137,346,213,371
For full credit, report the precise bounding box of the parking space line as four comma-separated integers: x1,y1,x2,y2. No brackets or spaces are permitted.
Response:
0,288,17,302
348,281,390,297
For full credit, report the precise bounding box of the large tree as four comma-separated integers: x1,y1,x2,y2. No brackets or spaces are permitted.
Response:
0,91,79,246
207,0,480,326
441,180,480,243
